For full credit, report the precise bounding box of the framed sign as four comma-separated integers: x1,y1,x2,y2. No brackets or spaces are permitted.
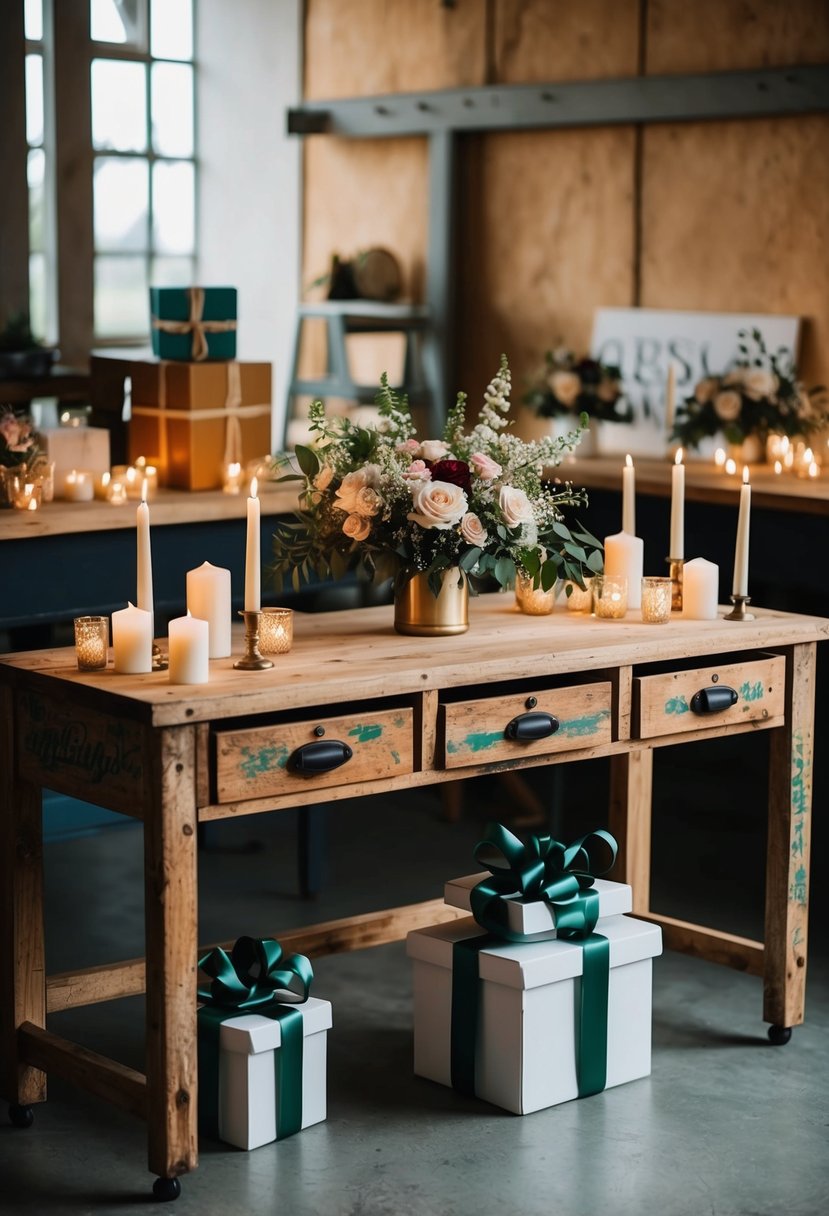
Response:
590,308,801,456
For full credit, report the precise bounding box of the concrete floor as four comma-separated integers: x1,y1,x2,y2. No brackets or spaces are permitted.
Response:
1,759,828,1216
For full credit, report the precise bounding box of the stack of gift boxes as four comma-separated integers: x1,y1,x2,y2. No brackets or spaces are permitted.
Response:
128,286,272,491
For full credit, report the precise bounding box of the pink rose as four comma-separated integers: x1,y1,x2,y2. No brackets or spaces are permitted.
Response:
470,452,502,480
499,485,534,528
342,512,371,542
460,512,488,546
395,438,421,454
402,459,432,481
408,479,468,530
419,439,449,461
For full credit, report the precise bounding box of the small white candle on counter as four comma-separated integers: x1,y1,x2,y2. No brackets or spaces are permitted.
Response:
112,602,153,673
622,454,636,535
186,561,232,658
683,557,720,620
244,476,261,612
725,457,737,476
603,530,644,611
664,361,676,434
731,466,751,597
669,448,685,559
62,469,94,502
94,471,112,501
136,483,154,623
714,447,726,471
168,611,209,685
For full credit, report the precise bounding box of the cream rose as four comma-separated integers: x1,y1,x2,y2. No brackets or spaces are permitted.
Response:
694,377,719,404
470,452,502,480
549,370,581,407
334,464,381,513
354,485,382,517
743,368,777,401
460,512,488,546
419,439,450,462
713,390,742,422
314,464,334,490
408,479,468,530
342,512,371,542
499,485,534,528
395,438,420,455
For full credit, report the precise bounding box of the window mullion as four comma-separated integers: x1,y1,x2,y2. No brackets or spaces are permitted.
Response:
0,3,31,328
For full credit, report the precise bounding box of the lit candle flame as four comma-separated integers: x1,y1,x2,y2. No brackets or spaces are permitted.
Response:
784,450,794,468
625,453,633,468
714,448,726,468
804,447,813,463
774,460,782,475
675,447,683,466
742,466,749,485
725,458,737,475
250,476,258,499
808,461,818,478
102,471,110,488
141,478,148,503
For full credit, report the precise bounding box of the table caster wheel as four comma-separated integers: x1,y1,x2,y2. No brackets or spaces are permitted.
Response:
8,1104,34,1128
767,1024,792,1046
152,1177,181,1202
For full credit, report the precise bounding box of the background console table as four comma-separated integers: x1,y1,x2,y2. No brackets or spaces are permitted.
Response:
1,599,825,1197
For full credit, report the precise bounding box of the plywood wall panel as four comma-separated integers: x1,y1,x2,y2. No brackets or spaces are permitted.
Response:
456,126,636,411
646,0,829,73
493,0,640,82
640,115,829,388
304,0,487,100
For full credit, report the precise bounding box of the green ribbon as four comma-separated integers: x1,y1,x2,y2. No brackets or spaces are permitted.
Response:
451,824,617,1101
197,936,313,1141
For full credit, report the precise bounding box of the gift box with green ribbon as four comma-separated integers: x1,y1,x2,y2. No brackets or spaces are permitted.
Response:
197,936,332,1150
150,286,237,362
406,825,662,1114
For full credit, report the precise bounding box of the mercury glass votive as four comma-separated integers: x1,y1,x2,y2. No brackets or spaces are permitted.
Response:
13,480,42,511
222,461,244,494
515,572,555,616
74,616,109,670
592,574,628,620
259,607,294,655
641,576,672,624
565,578,593,612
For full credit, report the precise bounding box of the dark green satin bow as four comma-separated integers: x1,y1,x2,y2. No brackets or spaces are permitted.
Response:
197,937,313,1142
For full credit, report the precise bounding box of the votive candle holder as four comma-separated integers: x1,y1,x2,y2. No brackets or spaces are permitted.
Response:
74,616,109,670
641,576,672,624
593,574,628,620
565,578,593,612
515,572,555,616
259,607,294,655
13,480,42,511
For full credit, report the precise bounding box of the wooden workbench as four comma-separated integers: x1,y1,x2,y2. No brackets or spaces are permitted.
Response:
1,598,826,1197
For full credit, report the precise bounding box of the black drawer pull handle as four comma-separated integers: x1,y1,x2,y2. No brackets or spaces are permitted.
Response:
690,686,738,715
289,740,353,774
504,711,560,742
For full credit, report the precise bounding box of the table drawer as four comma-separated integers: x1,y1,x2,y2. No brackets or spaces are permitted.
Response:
214,707,413,802
634,654,785,740
438,682,612,770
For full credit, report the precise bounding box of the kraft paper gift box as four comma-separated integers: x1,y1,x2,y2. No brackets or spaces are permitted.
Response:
41,426,111,483
150,285,237,361
202,996,332,1151
444,874,632,941
407,913,662,1115
128,359,272,490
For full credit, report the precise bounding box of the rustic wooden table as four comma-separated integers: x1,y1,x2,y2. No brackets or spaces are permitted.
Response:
1,598,825,1198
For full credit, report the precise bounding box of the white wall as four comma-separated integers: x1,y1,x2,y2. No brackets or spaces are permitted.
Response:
197,0,301,449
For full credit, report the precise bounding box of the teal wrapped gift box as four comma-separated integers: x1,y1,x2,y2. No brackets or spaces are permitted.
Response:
150,286,237,362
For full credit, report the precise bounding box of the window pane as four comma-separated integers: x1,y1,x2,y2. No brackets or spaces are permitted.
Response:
151,256,195,287
150,0,192,60
151,62,193,157
25,54,43,146
94,156,149,252
29,253,47,341
95,255,149,338
91,0,144,45
91,59,147,153
25,0,43,41
152,161,194,255
28,148,46,252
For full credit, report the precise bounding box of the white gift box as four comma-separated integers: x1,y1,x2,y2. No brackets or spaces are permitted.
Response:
42,426,111,483
443,874,632,941
217,996,332,1150
407,914,661,1115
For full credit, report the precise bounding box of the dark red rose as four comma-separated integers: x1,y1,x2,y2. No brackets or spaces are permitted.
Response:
429,459,472,495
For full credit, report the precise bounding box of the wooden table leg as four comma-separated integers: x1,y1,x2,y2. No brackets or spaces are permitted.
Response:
608,748,653,913
0,687,47,1117
764,643,816,1034
144,725,198,1187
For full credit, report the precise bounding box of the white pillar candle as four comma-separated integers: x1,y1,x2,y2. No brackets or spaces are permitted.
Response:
732,467,751,597
186,561,232,658
670,448,685,559
168,611,209,685
622,454,636,535
683,557,719,620
112,602,153,673
136,486,154,624
244,476,261,612
664,361,676,434
603,531,644,610
62,469,94,502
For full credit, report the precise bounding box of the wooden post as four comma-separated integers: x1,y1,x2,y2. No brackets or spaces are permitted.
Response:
764,643,816,1028
0,686,47,1107
608,748,653,913
144,726,198,1181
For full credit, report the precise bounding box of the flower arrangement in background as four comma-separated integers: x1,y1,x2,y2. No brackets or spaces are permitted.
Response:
0,407,43,469
671,329,826,450
273,356,604,598
524,347,632,423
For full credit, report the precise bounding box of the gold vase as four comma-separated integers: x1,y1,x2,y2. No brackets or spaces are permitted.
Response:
393,567,469,636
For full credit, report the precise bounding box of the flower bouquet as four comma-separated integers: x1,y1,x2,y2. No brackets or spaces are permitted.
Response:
272,357,603,609
524,347,631,423
671,329,826,451
0,407,45,507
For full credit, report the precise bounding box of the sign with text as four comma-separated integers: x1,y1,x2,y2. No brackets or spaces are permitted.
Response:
590,308,800,456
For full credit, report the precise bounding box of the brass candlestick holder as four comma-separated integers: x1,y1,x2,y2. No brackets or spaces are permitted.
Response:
724,594,755,621
152,642,168,672
667,557,684,612
233,610,274,670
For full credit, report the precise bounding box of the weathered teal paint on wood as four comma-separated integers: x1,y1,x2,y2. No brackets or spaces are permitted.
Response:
557,710,611,738
665,695,690,715
348,723,383,743
740,680,764,702
240,743,289,779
